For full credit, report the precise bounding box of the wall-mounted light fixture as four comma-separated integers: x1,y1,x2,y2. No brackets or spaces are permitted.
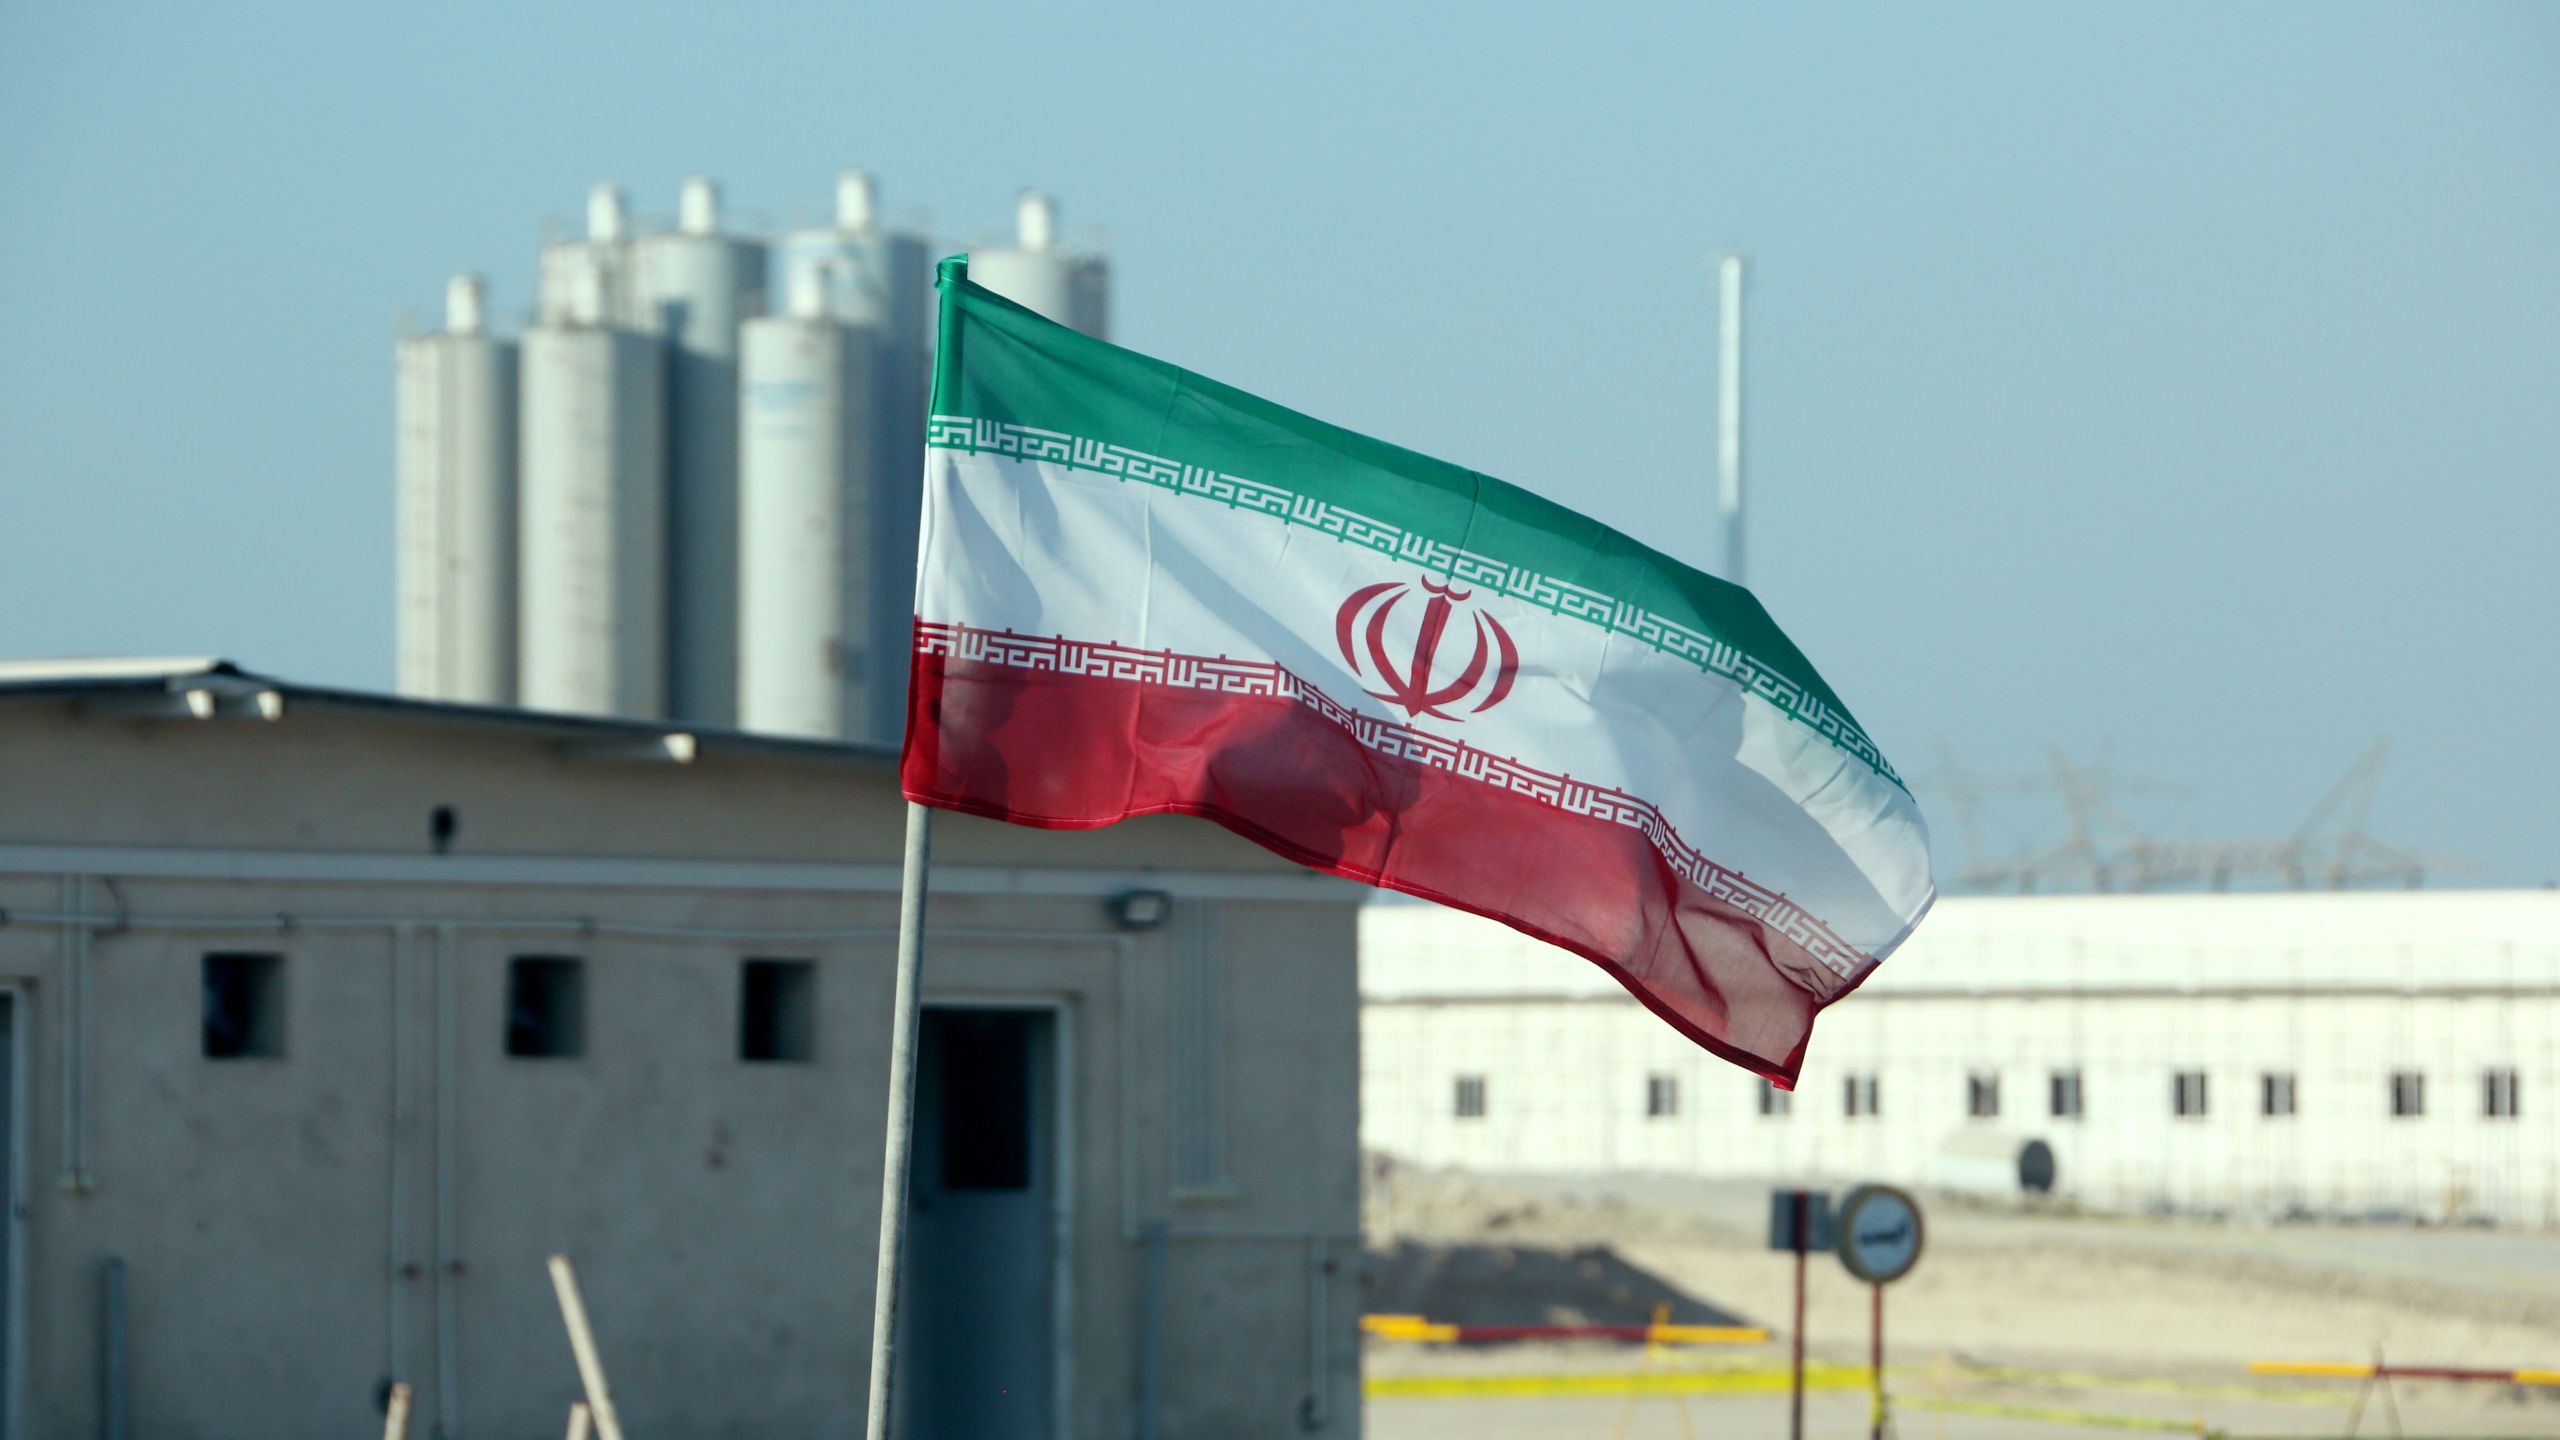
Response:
1109,888,1172,931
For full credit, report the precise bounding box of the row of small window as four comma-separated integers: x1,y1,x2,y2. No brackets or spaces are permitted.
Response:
201,952,819,1062
1448,1068,2526,1121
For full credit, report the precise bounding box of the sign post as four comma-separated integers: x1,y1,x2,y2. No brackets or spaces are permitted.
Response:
1835,1184,1925,1440
1768,1189,1835,1440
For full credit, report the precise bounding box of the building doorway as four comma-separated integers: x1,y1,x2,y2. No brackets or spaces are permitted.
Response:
898,1006,1060,1440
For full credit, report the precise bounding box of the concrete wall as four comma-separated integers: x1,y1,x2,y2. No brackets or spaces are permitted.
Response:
0,691,1362,1438
1363,895,2560,1225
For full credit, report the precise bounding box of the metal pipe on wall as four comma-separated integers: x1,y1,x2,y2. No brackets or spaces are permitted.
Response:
389,925,414,1407
432,923,458,1440
1136,1222,1166,1440
99,1256,128,1440
1303,1234,1330,1432
0,983,27,1440
56,875,84,1192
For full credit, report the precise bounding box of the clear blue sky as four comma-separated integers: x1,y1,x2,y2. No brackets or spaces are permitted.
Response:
2,3,2553,885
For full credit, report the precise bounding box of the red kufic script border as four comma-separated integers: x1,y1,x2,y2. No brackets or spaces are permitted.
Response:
902,626,1858,1084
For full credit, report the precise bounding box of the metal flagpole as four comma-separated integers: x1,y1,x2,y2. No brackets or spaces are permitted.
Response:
864,253,969,1440
863,800,936,1440
1716,253,1746,589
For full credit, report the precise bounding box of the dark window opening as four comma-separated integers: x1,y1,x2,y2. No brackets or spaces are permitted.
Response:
937,1010,1031,1190
2390,1071,2425,1118
2486,1068,2521,1119
1453,1074,1487,1120
1966,1071,2001,1119
1758,1081,1793,1118
739,959,816,1063
1845,1072,1880,1118
2262,1072,2297,1117
1645,1073,1679,1118
506,957,586,1058
2049,1069,2084,1119
203,952,285,1059
2173,1070,2209,1118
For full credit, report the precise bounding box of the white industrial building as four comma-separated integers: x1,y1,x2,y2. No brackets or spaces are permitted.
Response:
397,174,1110,741
0,659,1359,1440
1363,890,2560,1225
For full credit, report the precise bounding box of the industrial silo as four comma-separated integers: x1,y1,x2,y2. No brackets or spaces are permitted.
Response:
395,275,519,704
969,190,1111,339
778,171,933,349
752,170,935,741
634,174,769,727
518,272,667,720
537,183,640,327
736,264,889,741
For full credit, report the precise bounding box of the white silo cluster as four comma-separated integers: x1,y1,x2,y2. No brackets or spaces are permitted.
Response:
519,292,665,718
968,190,1112,338
395,277,519,704
393,175,1112,741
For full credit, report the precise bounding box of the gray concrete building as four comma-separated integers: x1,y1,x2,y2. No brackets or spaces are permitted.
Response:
0,659,1362,1439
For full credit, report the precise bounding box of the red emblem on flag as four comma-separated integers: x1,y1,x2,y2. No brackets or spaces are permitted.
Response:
1335,577,1521,721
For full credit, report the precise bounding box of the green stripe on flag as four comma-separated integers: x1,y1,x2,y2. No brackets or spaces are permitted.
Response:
932,270,1904,788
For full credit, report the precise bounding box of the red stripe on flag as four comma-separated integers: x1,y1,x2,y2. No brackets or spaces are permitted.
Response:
902,650,1839,1084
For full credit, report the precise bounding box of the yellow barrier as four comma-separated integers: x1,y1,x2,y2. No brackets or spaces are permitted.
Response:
1365,1371,2235,1434
1369,1359,2359,1408
1358,1313,1767,1345
1361,1316,1460,1343
1366,1363,1872,1399
1650,1324,1769,1345
2247,1361,2377,1380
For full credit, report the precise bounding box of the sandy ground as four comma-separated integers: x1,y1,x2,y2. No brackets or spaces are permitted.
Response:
1360,1162,2560,1438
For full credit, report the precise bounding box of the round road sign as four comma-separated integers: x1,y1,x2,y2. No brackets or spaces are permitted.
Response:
1835,1184,1924,1284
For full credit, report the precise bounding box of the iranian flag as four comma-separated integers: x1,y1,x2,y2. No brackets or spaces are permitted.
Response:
903,259,1933,1083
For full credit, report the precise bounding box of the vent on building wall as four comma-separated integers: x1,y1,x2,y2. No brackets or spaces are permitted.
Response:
203,952,286,1059
506,956,586,1058
739,958,816,1063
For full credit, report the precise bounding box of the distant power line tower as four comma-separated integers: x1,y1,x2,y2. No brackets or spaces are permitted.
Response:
1926,740,2438,893
2104,741,2430,892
